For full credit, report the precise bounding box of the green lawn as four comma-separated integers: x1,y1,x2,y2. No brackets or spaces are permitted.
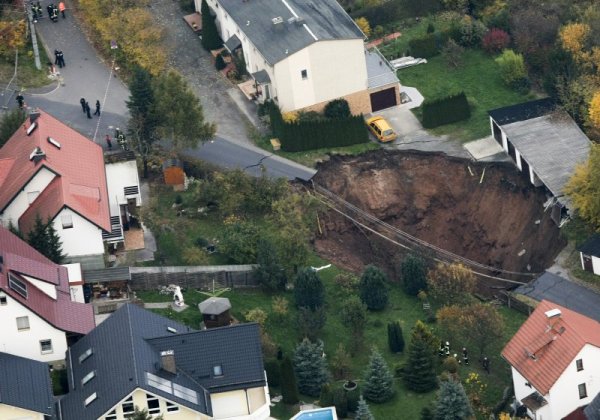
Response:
396,49,537,141
0,41,51,89
137,253,526,419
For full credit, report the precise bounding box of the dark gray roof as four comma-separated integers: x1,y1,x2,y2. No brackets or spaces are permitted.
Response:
579,234,600,258
218,0,364,65
59,303,265,419
494,110,590,203
585,391,600,420
83,266,131,283
224,34,242,52
0,352,54,416
199,297,231,315
489,98,556,126
365,49,399,89
251,69,271,85
515,271,600,322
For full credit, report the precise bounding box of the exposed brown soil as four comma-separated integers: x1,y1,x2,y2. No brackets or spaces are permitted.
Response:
313,150,566,284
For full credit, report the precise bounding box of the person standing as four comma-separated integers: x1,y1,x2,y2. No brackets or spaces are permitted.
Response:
51,4,58,22
47,3,53,18
54,49,59,66
57,50,65,67
105,134,112,150
85,101,92,119
80,97,86,113
16,92,24,109
94,100,101,116
59,1,66,18
37,2,43,18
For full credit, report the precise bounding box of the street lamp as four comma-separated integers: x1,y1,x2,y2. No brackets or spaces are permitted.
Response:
110,40,119,72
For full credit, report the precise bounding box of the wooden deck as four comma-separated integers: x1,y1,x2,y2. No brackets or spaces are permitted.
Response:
183,12,202,32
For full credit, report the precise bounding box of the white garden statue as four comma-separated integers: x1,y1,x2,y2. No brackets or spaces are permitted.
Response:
169,284,185,307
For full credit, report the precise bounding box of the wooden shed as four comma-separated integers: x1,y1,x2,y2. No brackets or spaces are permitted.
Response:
162,159,185,186
199,297,232,328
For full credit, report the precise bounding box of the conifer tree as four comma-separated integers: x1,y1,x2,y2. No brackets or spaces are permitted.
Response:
293,339,330,397
201,0,222,51
254,238,287,291
402,320,438,393
280,357,299,404
434,379,473,420
387,321,405,353
363,347,395,403
46,220,65,263
27,215,65,263
401,254,427,295
355,395,375,420
294,268,324,310
359,265,389,310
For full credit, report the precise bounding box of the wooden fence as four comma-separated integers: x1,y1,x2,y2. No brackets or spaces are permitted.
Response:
496,291,535,315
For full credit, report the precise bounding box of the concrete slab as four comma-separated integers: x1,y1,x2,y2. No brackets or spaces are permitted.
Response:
399,85,424,109
464,136,505,160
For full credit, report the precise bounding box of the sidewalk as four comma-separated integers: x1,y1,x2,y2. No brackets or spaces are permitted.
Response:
23,1,130,147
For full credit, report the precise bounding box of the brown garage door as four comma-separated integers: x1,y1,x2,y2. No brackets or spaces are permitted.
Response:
370,88,397,112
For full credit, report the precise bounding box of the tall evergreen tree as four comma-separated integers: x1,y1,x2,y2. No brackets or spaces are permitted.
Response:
294,268,324,310
402,320,438,393
355,395,375,420
363,347,395,403
434,379,473,420
46,220,65,263
359,265,389,310
200,0,222,50
27,215,65,263
387,321,405,353
280,357,299,404
254,238,286,291
126,66,159,178
0,107,26,147
293,339,330,397
400,254,427,295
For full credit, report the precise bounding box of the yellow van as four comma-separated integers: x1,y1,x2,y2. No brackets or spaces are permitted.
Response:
366,116,397,142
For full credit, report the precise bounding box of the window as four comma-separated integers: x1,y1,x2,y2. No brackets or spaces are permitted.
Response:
16,316,30,331
0,293,6,305
27,191,40,204
61,214,73,229
146,394,160,414
79,348,93,363
576,359,584,371
105,409,117,420
213,365,223,377
40,339,53,354
84,392,97,406
122,396,135,415
579,383,588,399
9,273,27,298
82,370,96,385
301,69,308,79
166,401,179,413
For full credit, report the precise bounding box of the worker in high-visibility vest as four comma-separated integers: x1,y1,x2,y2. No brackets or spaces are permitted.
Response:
58,1,66,19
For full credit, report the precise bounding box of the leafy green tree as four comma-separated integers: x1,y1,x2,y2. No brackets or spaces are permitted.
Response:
254,238,286,291
280,357,299,404
324,99,351,119
434,379,473,420
331,343,352,380
363,347,395,403
27,215,65,263
565,144,600,229
387,321,405,353
495,49,528,89
127,407,164,419
0,107,26,147
293,339,330,397
341,296,368,353
402,320,438,393
126,66,160,178
400,254,427,295
294,268,324,310
220,218,260,264
200,0,221,50
152,70,216,152
359,265,389,310
426,262,475,306
296,306,326,341
356,395,375,420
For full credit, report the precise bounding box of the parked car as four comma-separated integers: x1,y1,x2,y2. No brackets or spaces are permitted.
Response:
366,116,397,142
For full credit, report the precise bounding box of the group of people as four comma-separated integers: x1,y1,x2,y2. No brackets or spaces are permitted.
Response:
54,49,65,68
105,129,127,151
31,1,66,22
79,98,100,119
438,341,491,373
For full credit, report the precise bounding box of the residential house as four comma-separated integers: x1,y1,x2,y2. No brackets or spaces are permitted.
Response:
579,234,600,276
502,300,600,420
197,0,400,114
59,303,270,420
488,99,591,226
0,225,95,363
0,351,55,419
0,109,141,269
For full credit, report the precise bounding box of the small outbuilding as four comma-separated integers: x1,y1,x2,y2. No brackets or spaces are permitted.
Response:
579,234,600,276
199,297,232,328
162,159,185,187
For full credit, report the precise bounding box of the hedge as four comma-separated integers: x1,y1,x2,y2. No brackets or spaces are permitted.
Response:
421,92,470,128
408,32,450,59
270,105,368,152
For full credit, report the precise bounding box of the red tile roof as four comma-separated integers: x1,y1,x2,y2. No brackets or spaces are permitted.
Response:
502,300,600,395
0,226,95,335
0,110,110,233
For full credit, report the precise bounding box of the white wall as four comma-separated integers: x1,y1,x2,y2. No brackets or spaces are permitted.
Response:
0,293,67,363
105,161,141,216
579,253,600,275
51,208,104,257
64,263,86,303
0,167,55,227
22,275,57,299
0,403,45,420
210,386,270,420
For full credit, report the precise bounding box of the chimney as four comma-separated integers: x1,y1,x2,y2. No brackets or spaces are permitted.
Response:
29,110,41,124
160,350,176,374
29,147,46,163
544,308,561,319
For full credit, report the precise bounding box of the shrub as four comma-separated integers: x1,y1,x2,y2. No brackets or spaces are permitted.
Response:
495,49,527,87
443,356,459,374
245,308,267,327
333,387,348,418
334,272,359,293
400,254,427,295
421,92,470,128
320,383,334,407
482,28,511,53
346,384,361,412
174,194,183,204
359,265,389,311
441,39,465,68
387,321,405,353
294,268,324,310
456,16,487,47
255,238,287,291
280,357,299,404
272,296,289,319
427,23,435,33
264,359,281,387
194,237,208,248
215,53,227,70
324,99,352,119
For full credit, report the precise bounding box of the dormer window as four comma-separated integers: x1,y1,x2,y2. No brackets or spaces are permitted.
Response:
213,365,223,377
79,348,93,363
9,273,27,298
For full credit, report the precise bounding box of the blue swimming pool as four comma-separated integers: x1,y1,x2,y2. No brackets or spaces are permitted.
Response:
291,407,337,420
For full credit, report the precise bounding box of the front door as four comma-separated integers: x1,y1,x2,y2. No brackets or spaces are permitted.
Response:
582,254,594,272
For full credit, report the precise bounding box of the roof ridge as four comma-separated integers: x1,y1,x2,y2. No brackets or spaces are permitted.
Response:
126,304,140,387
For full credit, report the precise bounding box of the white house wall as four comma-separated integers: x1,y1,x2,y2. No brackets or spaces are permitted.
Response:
0,167,55,228
105,161,141,216
210,386,270,420
22,275,57,300
52,208,104,257
0,403,46,420
64,263,86,303
0,293,67,363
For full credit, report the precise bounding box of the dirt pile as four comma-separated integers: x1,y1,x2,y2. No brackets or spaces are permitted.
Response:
313,150,565,278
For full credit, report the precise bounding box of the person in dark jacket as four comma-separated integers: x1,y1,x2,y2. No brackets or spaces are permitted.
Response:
16,92,25,109
80,97,86,113
94,100,101,116
85,101,92,119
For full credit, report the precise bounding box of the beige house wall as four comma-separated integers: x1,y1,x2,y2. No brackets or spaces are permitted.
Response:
0,404,45,420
